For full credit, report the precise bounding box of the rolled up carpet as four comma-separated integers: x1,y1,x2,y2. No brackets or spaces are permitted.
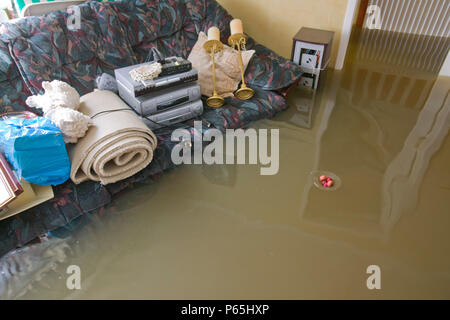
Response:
69,90,157,185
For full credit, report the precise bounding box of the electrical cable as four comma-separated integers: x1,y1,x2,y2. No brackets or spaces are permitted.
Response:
89,108,169,128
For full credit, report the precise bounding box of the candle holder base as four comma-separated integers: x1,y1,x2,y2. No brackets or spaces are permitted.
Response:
235,86,254,100
227,33,246,48
206,94,225,108
203,40,223,54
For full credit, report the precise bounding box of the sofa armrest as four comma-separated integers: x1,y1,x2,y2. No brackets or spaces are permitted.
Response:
244,37,303,92
21,1,85,17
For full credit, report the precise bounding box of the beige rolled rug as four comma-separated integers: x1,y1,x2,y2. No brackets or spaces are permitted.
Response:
69,90,157,185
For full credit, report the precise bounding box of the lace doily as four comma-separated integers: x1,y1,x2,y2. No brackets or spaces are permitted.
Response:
129,62,162,82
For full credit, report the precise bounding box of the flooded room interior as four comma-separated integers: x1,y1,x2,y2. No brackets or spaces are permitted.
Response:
0,0,449,302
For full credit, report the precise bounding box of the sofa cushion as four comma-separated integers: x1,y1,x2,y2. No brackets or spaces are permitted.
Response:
109,0,200,63
201,86,289,131
0,79,32,114
0,40,17,83
0,39,33,113
6,1,137,96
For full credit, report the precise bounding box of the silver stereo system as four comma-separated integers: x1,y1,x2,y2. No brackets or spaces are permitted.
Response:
115,62,198,97
115,55,204,130
139,99,204,130
118,82,201,117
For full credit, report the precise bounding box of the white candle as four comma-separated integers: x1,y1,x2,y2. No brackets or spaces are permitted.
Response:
230,19,243,35
207,27,220,41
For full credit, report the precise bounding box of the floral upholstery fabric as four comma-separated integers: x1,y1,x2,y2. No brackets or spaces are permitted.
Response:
0,0,300,257
109,0,200,62
0,39,32,113
4,1,137,96
245,37,304,90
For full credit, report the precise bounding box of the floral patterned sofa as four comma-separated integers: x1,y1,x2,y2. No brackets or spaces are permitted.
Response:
0,0,301,257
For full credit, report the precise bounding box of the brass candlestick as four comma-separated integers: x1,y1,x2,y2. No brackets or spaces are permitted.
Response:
203,39,225,108
228,33,254,100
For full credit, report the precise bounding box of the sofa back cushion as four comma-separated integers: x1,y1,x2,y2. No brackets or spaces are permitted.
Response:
108,0,204,63
0,39,33,113
5,1,136,96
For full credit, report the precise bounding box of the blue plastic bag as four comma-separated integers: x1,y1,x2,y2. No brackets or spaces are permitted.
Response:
0,116,71,185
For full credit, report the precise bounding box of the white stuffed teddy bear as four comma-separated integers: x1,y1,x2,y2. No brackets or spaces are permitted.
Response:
26,80,92,143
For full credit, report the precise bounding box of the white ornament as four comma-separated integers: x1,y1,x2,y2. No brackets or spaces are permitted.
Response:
25,80,91,144
129,62,162,82
26,80,80,113
45,107,92,144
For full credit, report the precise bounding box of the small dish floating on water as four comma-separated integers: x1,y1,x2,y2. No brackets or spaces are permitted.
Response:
311,171,341,191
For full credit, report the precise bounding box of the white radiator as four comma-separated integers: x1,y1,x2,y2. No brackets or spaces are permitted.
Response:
356,0,450,74
365,0,449,37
